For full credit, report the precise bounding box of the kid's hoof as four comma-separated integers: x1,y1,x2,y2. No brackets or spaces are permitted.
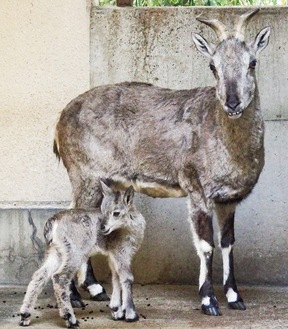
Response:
64,313,80,328
228,301,246,310
19,320,30,327
111,308,125,321
19,313,31,326
91,292,110,302
126,313,139,322
112,314,125,321
67,320,80,328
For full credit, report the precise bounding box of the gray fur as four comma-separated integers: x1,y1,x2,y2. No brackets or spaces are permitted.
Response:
54,10,270,314
20,184,145,327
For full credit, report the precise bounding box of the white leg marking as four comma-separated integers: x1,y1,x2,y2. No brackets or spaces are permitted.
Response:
202,296,211,306
226,288,238,303
195,239,213,288
88,284,104,296
199,240,213,253
222,245,232,285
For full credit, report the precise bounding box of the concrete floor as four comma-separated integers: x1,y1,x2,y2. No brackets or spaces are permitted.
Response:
1,284,287,329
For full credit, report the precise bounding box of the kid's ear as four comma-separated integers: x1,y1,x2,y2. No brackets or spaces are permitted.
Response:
100,179,113,196
124,186,134,206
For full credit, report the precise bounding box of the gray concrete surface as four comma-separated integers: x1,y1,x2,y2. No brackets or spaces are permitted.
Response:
1,284,287,329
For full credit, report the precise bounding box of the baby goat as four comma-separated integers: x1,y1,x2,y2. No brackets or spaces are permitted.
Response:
20,182,145,328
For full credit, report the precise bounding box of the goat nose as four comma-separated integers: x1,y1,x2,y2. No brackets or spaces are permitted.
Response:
226,96,240,110
100,224,105,231
226,101,240,110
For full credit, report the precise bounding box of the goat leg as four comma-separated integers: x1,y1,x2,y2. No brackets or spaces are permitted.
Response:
215,202,246,310
188,195,221,316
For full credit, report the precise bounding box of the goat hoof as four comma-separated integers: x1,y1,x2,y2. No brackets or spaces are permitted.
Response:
71,299,86,308
91,292,110,302
64,313,80,328
111,309,125,321
201,297,221,316
126,313,139,322
201,295,221,316
112,314,125,321
19,313,31,326
201,304,221,316
228,301,246,310
19,320,30,327
67,320,80,328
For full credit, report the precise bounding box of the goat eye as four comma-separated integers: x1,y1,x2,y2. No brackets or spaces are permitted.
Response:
113,211,120,217
249,59,257,69
209,63,216,72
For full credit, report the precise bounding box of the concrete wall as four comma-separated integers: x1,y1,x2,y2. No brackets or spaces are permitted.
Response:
0,0,91,203
89,6,288,286
0,0,88,283
0,3,287,285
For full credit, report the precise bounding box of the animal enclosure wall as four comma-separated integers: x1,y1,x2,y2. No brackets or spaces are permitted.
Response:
0,2,287,285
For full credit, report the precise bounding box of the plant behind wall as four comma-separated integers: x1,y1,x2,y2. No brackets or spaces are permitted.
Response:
98,0,286,7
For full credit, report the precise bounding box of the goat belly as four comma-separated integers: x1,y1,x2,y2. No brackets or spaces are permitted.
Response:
108,177,187,198
135,181,187,198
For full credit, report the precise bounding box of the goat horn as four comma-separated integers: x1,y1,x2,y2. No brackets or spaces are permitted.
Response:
197,18,228,42
234,8,260,41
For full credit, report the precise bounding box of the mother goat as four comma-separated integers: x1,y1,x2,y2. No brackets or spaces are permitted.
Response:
54,9,270,316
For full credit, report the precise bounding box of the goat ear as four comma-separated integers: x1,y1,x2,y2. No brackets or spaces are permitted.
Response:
250,27,271,57
100,180,113,196
192,33,215,57
124,186,134,206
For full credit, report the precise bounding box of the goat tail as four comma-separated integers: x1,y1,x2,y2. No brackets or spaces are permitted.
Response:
53,138,61,161
53,125,61,161
53,118,61,162
44,216,57,245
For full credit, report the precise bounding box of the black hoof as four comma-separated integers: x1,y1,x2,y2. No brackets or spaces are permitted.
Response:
91,292,110,302
228,301,246,310
201,295,221,316
202,304,221,316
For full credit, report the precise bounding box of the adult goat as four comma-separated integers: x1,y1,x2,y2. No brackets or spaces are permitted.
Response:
54,9,270,315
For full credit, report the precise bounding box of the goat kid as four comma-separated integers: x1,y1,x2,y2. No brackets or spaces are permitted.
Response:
54,9,270,316
20,183,145,328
